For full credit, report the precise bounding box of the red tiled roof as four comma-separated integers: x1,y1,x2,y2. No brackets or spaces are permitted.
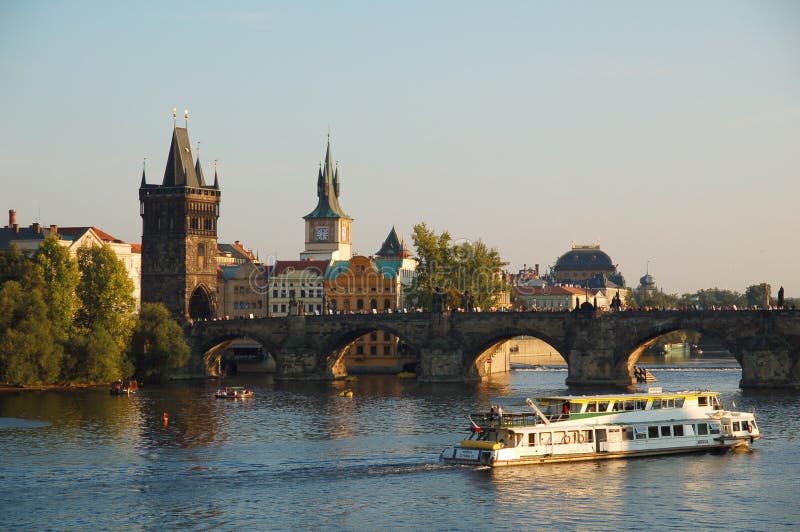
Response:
272,260,329,276
130,243,142,254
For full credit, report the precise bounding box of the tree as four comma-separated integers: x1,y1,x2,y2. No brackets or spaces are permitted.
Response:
745,283,772,308
129,302,191,382
0,278,61,385
74,245,136,382
34,236,80,347
76,245,136,350
407,223,508,311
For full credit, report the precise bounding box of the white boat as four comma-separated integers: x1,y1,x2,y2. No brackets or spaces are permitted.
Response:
439,388,761,467
214,386,254,399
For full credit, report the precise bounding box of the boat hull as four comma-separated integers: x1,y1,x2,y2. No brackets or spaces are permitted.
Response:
440,441,750,467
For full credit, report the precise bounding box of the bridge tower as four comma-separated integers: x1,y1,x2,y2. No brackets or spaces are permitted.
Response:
139,122,221,321
300,135,353,261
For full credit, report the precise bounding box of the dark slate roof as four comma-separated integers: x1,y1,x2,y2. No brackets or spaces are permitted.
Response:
554,246,614,271
0,226,47,248
194,157,207,187
304,138,351,220
375,227,410,258
217,242,256,262
162,127,201,187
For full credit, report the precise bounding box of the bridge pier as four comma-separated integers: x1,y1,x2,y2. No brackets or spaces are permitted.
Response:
740,347,800,389
417,345,478,383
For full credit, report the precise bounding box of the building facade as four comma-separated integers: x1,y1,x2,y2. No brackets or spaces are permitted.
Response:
514,285,607,310
139,126,221,321
268,260,329,317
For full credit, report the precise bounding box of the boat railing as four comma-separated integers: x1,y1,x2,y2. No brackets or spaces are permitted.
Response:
471,412,543,428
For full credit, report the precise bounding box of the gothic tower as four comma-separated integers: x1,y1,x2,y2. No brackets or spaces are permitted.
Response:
300,136,353,261
139,125,221,321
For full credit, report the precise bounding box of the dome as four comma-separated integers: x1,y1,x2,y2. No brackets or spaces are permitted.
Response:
554,246,614,271
640,273,656,287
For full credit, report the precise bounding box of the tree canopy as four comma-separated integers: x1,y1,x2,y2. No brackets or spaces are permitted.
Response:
406,223,508,311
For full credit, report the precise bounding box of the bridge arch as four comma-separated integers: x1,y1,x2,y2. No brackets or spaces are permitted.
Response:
619,321,743,380
194,330,280,377
320,322,422,377
463,328,569,380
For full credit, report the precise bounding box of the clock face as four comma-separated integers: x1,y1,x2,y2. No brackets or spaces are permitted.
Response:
315,226,329,241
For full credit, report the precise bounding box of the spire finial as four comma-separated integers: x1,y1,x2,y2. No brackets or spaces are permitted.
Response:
172,107,177,128
196,141,201,158
184,109,189,128
141,157,147,186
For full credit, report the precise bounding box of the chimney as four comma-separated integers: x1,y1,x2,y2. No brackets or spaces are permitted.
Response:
535,264,540,275
8,209,16,228
31,222,41,234
49,224,58,234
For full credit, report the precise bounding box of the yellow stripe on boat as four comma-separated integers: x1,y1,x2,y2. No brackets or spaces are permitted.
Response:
461,440,503,450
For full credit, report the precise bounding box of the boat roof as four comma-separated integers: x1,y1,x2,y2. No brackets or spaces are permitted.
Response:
489,390,719,406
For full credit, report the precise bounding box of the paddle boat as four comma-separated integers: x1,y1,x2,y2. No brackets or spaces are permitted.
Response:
110,379,138,395
440,388,760,467
214,386,254,399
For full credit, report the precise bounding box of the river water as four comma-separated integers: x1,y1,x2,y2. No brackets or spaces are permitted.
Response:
1,366,798,531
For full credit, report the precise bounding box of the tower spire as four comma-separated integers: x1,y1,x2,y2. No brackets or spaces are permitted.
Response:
213,159,220,189
141,157,147,186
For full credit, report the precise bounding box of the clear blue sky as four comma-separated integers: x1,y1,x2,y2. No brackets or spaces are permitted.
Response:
2,1,798,295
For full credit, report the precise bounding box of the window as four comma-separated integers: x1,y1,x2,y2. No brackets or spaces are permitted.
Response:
300,289,306,298
698,396,709,407
370,299,378,310
272,304,277,312
370,346,377,356
582,430,594,443
710,424,720,435
652,399,661,409
384,299,391,310
661,426,671,437
384,332,391,341
636,400,647,410
357,299,364,311
528,433,537,446
732,421,740,431
598,401,609,412
280,304,286,313
356,346,364,355
623,427,634,441
586,402,597,413
673,425,684,437
383,345,390,356
697,423,709,435
635,426,648,440
648,426,660,438
272,290,278,298
370,332,378,341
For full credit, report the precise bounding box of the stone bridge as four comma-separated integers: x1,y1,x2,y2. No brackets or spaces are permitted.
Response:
184,310,800,389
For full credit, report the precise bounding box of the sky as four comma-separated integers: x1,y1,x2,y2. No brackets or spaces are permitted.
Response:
1,1,798,296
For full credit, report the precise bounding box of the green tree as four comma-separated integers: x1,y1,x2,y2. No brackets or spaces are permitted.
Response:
35,236,79,340
0,278,61,385
407,223,508,310
129,302,191,382
74,245,136,382
745,283,772,308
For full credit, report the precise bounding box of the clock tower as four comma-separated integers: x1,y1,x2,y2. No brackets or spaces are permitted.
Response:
300,136,353,261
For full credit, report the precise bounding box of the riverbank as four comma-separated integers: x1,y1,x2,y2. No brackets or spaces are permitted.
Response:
0,383,101,393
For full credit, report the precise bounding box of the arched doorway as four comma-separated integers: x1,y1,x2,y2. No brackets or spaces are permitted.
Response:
189,285,214,321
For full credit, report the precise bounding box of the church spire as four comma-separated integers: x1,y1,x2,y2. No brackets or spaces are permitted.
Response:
303,134,351,220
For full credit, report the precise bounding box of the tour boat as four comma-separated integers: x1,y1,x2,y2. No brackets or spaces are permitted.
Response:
440,388,761,467
214,386,254,399
110,379,138,395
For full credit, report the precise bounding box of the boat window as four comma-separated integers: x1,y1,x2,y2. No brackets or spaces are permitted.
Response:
623,427,634,441
661,426,671,437
636,400,648,410
698,396,709,406
673,424,684,436
624,400,635,411
732,421,740,431
528,433,536,446
586,402,597,413
675,397,684,408
697,423,709,435
540,432,552,445
651,399,662,409
582,430,594,443
662,398,674,409
554,431,566,444
684,424,695,436
634,426,648,440
710,424,720,435
598,401,609,412
612,401,622,412
648,426,660,438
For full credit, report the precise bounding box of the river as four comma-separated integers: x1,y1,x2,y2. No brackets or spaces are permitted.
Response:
1,366,798,531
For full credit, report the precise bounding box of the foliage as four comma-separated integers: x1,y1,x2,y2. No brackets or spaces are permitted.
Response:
0,278,62,385
35,236,80,346
744,283,772,308
129,303,190,382
406,223,508,311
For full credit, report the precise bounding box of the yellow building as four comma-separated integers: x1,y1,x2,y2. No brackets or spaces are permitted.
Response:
324,251,416,373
